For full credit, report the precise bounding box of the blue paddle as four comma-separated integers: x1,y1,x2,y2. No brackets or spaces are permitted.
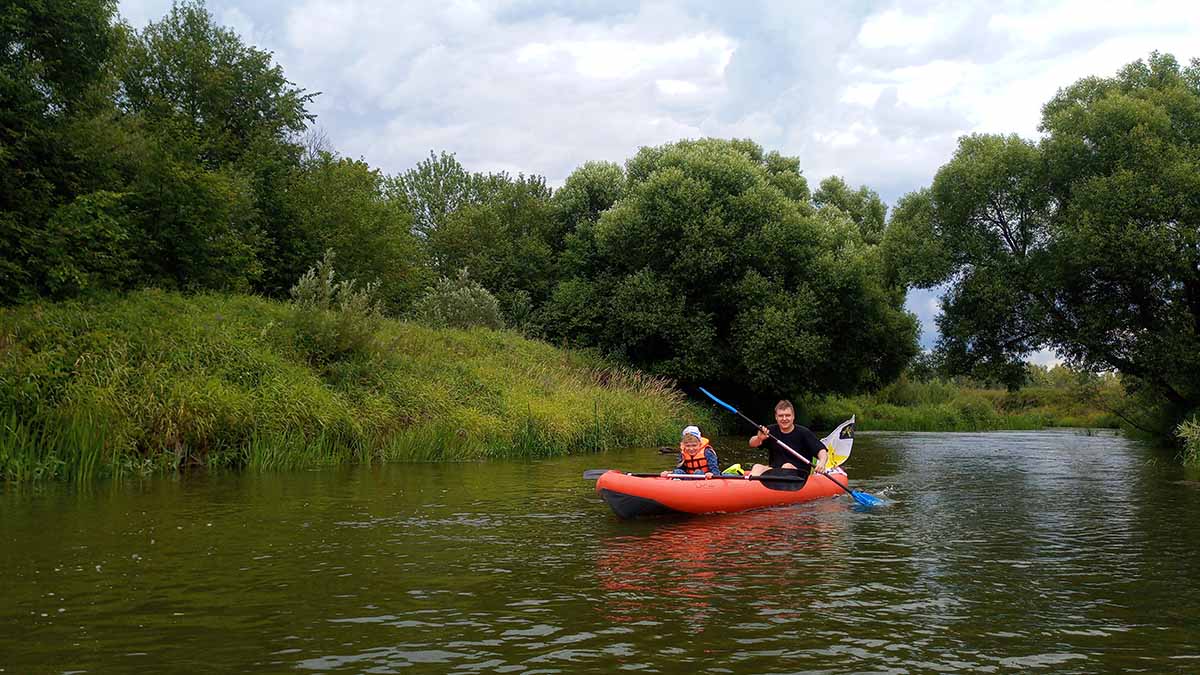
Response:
698,387,888,507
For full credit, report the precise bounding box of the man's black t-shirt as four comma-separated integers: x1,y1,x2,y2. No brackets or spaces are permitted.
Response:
762,424,825,469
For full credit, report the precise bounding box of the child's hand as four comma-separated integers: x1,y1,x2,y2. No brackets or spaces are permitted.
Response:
704,472,713,480
660,471,669,477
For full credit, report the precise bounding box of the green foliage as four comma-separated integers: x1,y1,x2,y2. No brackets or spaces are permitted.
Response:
543,138,917,396
118,0,313,165
288,151,429,312
0,291,706,481
389,150,485,239
880,189,951,289
915,52,1200,433
426,173,560,314
410,269,504,330
814,176,887,244
0,0,122,303
121,142,265,291
116,0,315,295
1,0,331,303
37,191,133,298
288,251,383,363
1177,416,1200,466
553,161,625,232
806,373,1122,432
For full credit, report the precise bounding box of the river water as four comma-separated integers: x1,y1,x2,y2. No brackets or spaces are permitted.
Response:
2,429,1199,674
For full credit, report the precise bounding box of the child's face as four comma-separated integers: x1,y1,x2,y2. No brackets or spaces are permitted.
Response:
680,436,701,452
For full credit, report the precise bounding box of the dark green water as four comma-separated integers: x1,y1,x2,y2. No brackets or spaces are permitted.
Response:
3,430,1199,673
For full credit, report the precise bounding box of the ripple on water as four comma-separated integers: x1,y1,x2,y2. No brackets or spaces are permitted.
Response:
2,430,1198,673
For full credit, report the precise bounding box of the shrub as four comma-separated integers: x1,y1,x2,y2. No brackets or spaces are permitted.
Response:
410,268,503,330
288,250,382,363
1178,416,1200,467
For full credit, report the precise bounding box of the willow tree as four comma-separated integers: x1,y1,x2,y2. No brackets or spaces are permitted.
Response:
544,138,918,397
894,52,1200,428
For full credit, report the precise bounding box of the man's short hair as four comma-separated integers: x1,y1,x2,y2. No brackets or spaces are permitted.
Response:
774,400,794,414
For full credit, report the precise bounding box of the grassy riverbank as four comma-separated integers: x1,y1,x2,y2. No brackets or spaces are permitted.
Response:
804,376,1121,432
0,290,709,481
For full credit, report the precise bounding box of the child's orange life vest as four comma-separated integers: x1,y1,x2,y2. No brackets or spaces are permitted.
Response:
679,437,713,473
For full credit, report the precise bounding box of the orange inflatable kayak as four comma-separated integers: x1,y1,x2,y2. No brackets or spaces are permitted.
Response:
595,469,847,518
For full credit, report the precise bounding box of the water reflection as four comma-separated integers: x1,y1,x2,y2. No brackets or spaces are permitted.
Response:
2,430,1199,673
594,502,848,630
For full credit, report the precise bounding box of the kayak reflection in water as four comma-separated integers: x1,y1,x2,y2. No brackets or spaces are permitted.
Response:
660,425,720,478
747,400,828,478
594,503,845,626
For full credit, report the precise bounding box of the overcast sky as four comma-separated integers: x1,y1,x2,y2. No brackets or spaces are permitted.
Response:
118,0,1200,356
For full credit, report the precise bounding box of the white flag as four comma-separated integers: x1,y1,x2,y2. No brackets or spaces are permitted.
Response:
821,416,855,469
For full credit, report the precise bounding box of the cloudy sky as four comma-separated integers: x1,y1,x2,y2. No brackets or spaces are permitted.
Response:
118,0,1200,354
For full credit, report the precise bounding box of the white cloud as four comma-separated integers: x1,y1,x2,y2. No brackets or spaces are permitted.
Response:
655,79,701,96
517,33,734,81
117,0,1200,195
1026,349,1063,368
857,6,968,51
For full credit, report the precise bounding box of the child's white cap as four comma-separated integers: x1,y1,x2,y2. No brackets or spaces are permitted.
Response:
681,425,702,440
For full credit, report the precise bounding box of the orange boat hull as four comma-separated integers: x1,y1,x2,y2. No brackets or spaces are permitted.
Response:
595,470,847,518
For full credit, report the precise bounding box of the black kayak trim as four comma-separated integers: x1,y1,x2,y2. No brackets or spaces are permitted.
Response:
599,488,682,519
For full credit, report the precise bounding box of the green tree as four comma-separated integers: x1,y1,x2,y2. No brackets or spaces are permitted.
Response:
915,52,1200,423
813,176,888,244
426,173,559,326
389,151,482,240
118,0,313,166
554,161,625,280
117,0,315,293
543,138,917,395
289,151,429,313
553,161,625,232
0,0,122,302
879,189,949,289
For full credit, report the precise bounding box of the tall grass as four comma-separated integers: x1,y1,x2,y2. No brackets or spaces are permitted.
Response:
0,290,709,481
1177,416,1200,467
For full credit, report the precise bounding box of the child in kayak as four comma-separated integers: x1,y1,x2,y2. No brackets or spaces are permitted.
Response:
661,425,720,478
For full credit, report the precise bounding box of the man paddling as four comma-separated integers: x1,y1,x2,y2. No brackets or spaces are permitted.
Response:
747,400,828,478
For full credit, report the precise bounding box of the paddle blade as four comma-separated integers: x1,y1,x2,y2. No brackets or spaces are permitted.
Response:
582,469,612,480
698,386,738,414
849,489,889,508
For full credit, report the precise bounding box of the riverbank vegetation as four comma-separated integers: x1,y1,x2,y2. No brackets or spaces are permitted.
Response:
803,368,1123,432
0,289,707,482
4,1,1198,478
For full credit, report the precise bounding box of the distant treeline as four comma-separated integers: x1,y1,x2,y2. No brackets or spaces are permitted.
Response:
3,2,1197,450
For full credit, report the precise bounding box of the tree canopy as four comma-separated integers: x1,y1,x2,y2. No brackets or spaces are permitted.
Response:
902,52,1200,426
1,0,122,301
542,138,918,396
